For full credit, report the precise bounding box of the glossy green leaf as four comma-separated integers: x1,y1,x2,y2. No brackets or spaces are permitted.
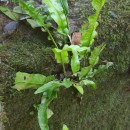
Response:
35,81,61,94
53,48,69,64
92,0,107,11
27,19,41,28
13,72,46,90
89,44,105,66
58,0,69,15
80,79,96,89
43,0,69,35
35,78,72,94
13,6,25,14
78,46,90,55
38,103,49,130
62,78,72,88
47,108,53,119
62,124,69,130
74,84,84,95
52,48,62,63
38,91,57,130
81,0,107,47
0,6,20,21
45,75,56,83
61,50,69,63
88,62,113,78
71,50,80,73
19,1,47,27
80,66,92,78
13,72,55,90
63,45,81,73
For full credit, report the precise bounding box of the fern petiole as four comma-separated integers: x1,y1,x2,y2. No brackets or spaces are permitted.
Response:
62,62,66,77
45,28,58,48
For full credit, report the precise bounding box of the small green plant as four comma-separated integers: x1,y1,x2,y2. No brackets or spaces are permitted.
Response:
0,0,112,130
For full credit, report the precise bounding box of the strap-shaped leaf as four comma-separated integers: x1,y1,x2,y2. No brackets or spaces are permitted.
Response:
80,65,92,79
89,44,105,66
58,0,69,15
13,72,55,90
52,48,62,63
47,108,53,119
38,91,56,130
92,0,107,11
74,83,84,95
35,81,61,94
80,79,96,89
53,48,69,64
62,78,72,88
87,62,113,78
63,45,90,74
38,103,49,130
62,124,69,130
43,0,69,35
81,0,107,47
19,1,47,27
35,79,72,94
71,50,80,73
0,6,20,21
27,19,41,28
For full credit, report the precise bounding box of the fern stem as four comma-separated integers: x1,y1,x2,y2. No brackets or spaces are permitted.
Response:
62,62,66,77
83,52,87,67
45,28,58,48
60,53,66,76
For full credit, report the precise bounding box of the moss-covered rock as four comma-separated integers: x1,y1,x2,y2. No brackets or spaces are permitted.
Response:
0,0,130,130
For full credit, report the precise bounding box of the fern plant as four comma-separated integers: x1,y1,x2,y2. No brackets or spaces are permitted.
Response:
0,0,111,130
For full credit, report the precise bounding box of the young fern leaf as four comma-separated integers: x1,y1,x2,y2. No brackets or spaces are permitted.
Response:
35,79,72,94
62,124,69,130
63,45,90,74
79,44,105,79
81,0,107,47
19,1,58,48
80,79,96,89
74,83,84,95
38,103,49,130
58,0,69,15
19,1,47,27
0,6,20,21
71,49,80,73
89,44,105,66
35,81,62,94
58,0,70,31
53,48,69,64
86,62,113,78
13,72,55,90
43,0,70,35
38,91,57,130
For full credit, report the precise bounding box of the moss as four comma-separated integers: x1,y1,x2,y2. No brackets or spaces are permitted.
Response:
97,0,130,74
0,0,130,130
0,22,56,130
49,74,130,130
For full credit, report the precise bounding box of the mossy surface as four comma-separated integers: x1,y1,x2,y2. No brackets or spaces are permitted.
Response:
0,16,55,130
0,0,130,130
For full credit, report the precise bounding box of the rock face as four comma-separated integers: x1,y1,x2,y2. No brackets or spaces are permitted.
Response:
0,0,130,130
